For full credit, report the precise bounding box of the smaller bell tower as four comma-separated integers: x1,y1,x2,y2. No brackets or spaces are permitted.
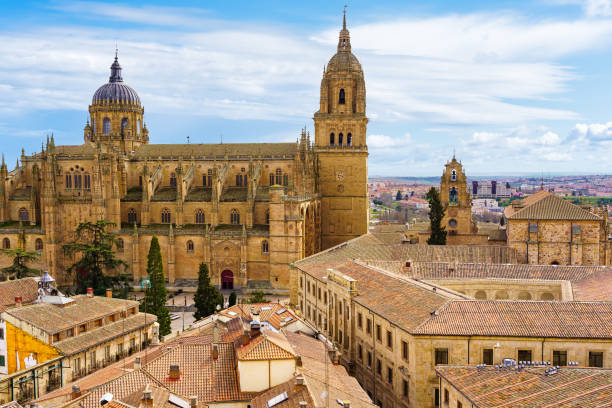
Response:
440,155,477,235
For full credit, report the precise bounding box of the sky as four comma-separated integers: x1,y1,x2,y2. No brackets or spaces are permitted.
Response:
1,0,612,176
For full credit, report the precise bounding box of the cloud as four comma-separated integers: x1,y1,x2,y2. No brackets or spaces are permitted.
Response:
570,122,612,142
368,133,411,148
584,0,612,16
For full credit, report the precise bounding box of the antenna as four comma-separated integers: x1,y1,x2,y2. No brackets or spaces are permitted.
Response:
220,133,223,144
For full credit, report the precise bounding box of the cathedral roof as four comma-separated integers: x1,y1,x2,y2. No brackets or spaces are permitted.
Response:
133,143,297,159
325,11,363,74
92,52,141,106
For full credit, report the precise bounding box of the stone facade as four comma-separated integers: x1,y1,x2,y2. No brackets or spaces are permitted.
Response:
0,16,368,290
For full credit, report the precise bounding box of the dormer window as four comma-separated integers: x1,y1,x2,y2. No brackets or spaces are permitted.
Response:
339,89,346,105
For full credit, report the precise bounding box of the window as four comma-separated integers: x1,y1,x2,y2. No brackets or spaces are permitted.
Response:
451,169,457,181
206,169,213,186
457,403,462,408
402,340,408,360
339,88,346,104
0,356,5,367
386,330,393,349
129,337,136,349
553,350,567,366
117,343,123,355
330,133,335,146
186,240,194,253
270,173,275,185
358,344,363,360
338,133,343,147
435,389,440,407
387,367,393,384
376,359,382,376
105,345,111,360
139,175,143,186
117,238,124,252
128,208,137,224
79,324,86,333
347,133,352,146
230,209,240,225
529,223,538,233
73,358,80,371
65,174,72,189
435,348,449,365
170,173,177,188
74,174,82,189
483,348,493,365
403,380,408,398
589,351,603,367
137,119,141,135
103,118,111,134
518,350,532,362
357,312,363,328
367,351,372,367
299,277,303,288
449,187,458,204
236,174,244,186
2,238,9,249
366,319,371,334
0,328,4,340
265,211,270,224
376,324,381,342
18,207,29,221
53,333,60,343
84,174,91,189
67,328,74,337
121,118,128,136
444,389,449,404
195,209,205,224
572,225,581,235
276,168,282,185
283,174,288,186
89,351,96,366
161,209,171,224
262,240,269,254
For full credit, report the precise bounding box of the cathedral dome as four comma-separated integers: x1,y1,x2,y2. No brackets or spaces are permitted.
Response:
325,11,363,74
92,54,141,105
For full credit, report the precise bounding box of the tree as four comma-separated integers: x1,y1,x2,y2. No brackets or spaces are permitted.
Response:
0,248,40,280
500,217,506,226
426,187,447,245
141,236,171,339
228,291,237,307
396,190,402,201
247,290,268,304
193,263,223,320
63,220,129,295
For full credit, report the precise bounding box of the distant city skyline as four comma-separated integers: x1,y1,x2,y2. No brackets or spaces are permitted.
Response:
2,0,612,175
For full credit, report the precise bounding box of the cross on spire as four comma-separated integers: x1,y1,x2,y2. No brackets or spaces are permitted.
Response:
343,5,347,30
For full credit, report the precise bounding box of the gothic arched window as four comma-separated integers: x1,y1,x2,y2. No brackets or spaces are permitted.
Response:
161,208,171,224
137,119,141,135
230,209,240,225
265,210,270,225
275,168,282,185
121,118,128,136
262,240,269,254
2,238,9,249
338,133,343,147
186,240,194,253
330,133,335,146
339,89,346,105
451,169,457,181
195,209,205,224
84,174,91,190
65,174,72,189
35,238,43,251
347,133,352,146
170,173,177,188
18,208,29,222
236,174,243,186
92,118,96,133
103,118,111,135
127,208,137,224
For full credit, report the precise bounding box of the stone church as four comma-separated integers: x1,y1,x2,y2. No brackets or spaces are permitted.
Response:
0,14,368,291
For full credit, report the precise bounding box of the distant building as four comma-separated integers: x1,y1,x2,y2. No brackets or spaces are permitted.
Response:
472,180,512,198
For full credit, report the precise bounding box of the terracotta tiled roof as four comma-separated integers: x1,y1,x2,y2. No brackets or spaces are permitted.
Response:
436,365,612,407
250,377,313,408
78,369,163,408
53,313,157,355
414,300,612,338
134,143,297,159
4,295,140,334
236,331,296,361
503,190,550,219
508,193,601,220
284,331,376,408
0,402,24,408
0,278,39,312
119,384,195,408
219,303,298,330
53,145,98,156
142,343,256,403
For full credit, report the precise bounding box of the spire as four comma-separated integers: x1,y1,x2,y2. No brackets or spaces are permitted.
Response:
109,48,123,83
1,154,5,169
338,6,351,52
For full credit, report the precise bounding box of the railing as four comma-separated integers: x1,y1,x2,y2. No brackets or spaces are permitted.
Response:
71,367,87,380
15,386,34,404
46,375,61,392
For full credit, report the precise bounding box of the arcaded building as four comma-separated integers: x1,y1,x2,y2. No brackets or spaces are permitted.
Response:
0,14,368,290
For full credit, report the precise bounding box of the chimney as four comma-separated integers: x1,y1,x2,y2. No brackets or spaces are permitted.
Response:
343,401,351,408
86,287,94,297
212,344,219,361
106,289,112,298
402,260,412,273
250,309,261,337
169,364,180,380
189,396,198,408
299,402,307,408
71,385,81,399
14,296,22,308
134,356,142,369
296,376,305,386
142,388,153,407
241,329,250,346
213,321,220,343
296,355,303,367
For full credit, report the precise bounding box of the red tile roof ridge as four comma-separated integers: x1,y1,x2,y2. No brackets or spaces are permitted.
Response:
293,233,384,264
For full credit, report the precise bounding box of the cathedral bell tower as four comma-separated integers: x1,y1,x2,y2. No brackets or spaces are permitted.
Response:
86,50,148,154
314,11,369,249
440,156,477,236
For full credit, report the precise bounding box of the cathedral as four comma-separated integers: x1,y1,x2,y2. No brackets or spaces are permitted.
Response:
0,14,368,291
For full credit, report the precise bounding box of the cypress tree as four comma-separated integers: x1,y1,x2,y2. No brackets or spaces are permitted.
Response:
426,187,447,245
141,236,171,339
193,263,223,320
228,291,237,307
396,190,402,201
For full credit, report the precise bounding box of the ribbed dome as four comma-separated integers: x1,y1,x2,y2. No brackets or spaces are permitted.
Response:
92,54,141,105
326,51,362,73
